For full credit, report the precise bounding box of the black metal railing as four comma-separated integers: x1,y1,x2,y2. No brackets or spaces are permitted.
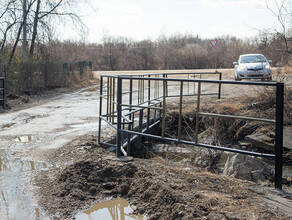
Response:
98,72,284,189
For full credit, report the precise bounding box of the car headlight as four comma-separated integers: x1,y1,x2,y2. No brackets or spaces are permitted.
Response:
239,65,246,71
265,64,271,69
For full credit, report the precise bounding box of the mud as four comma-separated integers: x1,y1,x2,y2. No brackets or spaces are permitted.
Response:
33,137,291,219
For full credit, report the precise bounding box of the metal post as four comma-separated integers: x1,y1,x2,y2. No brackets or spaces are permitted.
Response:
275,82,284,189
218,72,222,99
127,78,133,154
147,75,151,130
98,76,103,144
195,82,201,143
117,77,122,157
109,77,112,123
178,81,183,140
138,109,143,149
162,79,166,137
106,77,109,120
112,77,115,123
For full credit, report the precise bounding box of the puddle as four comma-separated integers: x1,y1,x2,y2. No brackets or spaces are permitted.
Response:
0,156,48,173
0,156,50,219
15,135,34,143
75,198,145,220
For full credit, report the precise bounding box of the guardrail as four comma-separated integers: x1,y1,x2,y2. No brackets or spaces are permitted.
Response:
98,72,284,189
0,77,5,108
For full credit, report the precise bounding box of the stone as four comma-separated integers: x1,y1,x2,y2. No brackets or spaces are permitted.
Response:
244,133,274,152
223,153,273,182
283,126,292,150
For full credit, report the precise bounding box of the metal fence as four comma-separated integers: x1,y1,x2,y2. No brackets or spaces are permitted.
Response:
1,61,93,93
0,77,5,108
98,72,284,189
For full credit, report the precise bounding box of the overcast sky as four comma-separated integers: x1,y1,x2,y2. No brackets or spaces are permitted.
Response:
72,0,281,43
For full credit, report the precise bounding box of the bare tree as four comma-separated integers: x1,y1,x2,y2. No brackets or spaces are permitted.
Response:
266,0,292,65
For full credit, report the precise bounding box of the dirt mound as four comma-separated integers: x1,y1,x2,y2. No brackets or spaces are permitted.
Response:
35,145,289,219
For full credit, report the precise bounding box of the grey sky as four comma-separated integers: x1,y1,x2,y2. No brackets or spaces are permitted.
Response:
69,0,281,42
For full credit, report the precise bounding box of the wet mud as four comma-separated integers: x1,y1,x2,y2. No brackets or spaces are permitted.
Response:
35,143,290,220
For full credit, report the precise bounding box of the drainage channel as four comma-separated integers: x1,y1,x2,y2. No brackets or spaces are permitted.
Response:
0,155,50,219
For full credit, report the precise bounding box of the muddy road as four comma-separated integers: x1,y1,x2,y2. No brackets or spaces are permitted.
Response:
0,70,291,219
0,86,100,219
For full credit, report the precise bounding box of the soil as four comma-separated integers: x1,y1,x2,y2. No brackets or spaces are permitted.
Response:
34,135,291,220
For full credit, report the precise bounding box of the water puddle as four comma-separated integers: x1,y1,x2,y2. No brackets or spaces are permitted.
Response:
15,135,34,143
75,198,145,220
0,156,48,173
0,156,50,219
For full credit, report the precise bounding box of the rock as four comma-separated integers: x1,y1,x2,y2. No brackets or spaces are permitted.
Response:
233,163,252,181
223,153,273,182
244,133,274,152
283,127,292,150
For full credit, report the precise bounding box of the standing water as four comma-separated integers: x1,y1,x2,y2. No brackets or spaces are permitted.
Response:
0,155,49,219
75,198,145,220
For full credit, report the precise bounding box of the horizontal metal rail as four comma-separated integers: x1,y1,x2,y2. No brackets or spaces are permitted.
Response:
119,129,275,158
199,112,276,123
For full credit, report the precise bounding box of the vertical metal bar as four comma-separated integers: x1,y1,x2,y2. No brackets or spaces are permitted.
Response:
138,78,140,104
195,82,201,143
188,73,190,95
158,75,160,98
218,72,222,99
275,82,284,189
178,81,183,140
109,77,112,123
193,74,196,95
112,77,116,123
161,79,166,137
116,77,122,157
106,77,109,120
127,78,133,155
98,76,103,144
137,109,143,149
142,76,145,102
147,75,151,130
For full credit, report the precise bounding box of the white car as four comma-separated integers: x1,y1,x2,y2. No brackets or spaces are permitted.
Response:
233,54,272,81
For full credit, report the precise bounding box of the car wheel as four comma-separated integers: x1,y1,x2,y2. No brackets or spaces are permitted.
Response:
234,72,241,81
234,75,241,81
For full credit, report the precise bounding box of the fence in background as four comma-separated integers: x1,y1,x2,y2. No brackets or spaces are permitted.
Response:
98,72,284,189
0,77,5,108
1,61,92,94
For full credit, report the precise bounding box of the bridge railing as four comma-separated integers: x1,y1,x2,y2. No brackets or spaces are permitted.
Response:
98,72,284,189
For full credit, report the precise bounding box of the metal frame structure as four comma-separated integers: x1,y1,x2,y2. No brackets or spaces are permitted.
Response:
0,77,5,108
98,72,284,189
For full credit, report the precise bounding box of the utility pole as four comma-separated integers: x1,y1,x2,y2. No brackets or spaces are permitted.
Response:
22,0,27,61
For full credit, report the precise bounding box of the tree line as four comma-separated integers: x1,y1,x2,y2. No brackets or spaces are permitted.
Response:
0,0,291,73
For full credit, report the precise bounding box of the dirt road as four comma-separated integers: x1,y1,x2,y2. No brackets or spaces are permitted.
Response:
0,86,100,219
0,69,291,219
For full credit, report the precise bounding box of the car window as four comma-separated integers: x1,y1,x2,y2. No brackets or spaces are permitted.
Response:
240,55,266,63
